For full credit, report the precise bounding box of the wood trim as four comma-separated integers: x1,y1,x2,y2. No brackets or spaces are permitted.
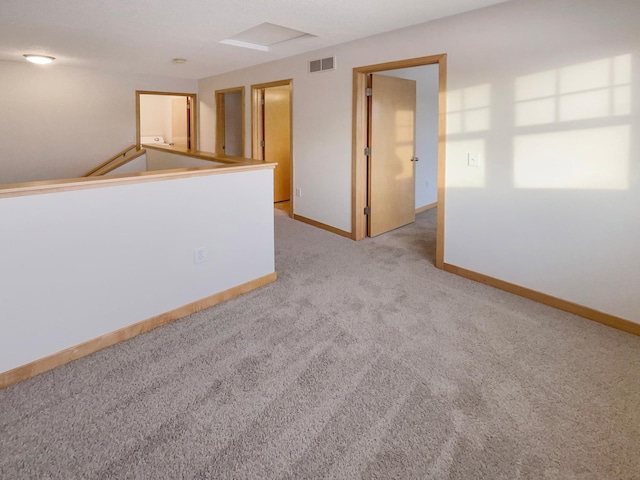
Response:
250,79,294,90
215,92,225,154
0,272,277,390
0,162,275,199
353,54,449,74
444,264,640,337
251,86,263,161
136,91,141,150
288,82,294,219
90,148,147,176
293,214,351,239
415,202,437,214
83,145,137,177
435,56,447,270
351,53,447,271
351,70,368,240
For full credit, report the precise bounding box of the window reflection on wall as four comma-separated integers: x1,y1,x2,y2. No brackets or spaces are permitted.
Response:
513,54,631,190
447,84,491,134
446,83,491,188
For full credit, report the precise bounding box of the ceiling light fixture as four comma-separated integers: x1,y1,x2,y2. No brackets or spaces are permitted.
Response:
172,58,187,64
23,54,55,64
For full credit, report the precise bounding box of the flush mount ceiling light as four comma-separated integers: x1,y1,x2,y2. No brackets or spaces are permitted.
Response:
221,23,314,52
23,54,55,64
172,58,187,64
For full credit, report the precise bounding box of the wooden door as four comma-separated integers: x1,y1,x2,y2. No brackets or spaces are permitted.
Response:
263,85,291,203
368,74,417,236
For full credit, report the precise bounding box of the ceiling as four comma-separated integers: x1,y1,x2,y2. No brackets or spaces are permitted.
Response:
0,0,508,80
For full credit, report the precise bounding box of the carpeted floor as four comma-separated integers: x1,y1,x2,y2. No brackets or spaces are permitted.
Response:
1,209,639,479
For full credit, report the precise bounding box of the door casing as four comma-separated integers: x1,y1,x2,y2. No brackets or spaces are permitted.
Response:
251,79,293,215
352,54,447,269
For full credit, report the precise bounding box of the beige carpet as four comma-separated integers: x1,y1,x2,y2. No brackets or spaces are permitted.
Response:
1,209,639,479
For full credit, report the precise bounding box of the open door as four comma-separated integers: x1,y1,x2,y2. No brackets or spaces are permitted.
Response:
264,86,291,203
252,80,292,206
368,73,417,236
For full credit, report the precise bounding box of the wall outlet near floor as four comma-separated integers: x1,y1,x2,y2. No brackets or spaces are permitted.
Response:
468,153,480,167
295,188,302,197
193,247,206,264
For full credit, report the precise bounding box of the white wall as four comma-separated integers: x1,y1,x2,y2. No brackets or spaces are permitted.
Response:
146,148,224,170
139,95,173,141
106,154,147,175
0,62,196,184
0,168,275,373
383,65,439,208
198,0,640,323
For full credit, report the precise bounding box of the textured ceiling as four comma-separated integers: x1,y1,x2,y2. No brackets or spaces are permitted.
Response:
0,0,509,79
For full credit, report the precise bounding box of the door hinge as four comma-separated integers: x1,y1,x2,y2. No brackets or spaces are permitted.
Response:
365,87,372,97
364,147,371,156
260,98,265,105
260,140,265,147
364,206,371,215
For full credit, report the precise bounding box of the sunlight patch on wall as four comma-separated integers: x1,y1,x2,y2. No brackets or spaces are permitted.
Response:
513,126,629,189
446,139,486,188
515,55,631,127
447,84,491,134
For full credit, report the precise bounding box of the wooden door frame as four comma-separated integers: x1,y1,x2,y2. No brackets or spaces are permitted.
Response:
136,90,197,150
251,79,293,216
352,54,447,269
215,86,245,156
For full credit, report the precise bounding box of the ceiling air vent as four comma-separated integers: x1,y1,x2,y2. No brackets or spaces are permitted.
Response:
309,56,336,73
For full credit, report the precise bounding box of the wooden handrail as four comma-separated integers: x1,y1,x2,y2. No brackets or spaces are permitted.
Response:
90,148,147,176
83,145,137,177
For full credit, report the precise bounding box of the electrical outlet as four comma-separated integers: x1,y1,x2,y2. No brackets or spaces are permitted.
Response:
295,188,302,197
193,247,206,264
468,153,480,167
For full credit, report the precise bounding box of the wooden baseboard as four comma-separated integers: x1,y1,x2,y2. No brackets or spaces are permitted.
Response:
443,264,640,337
0,272,277,390
293,214,352,239
415,202,437,214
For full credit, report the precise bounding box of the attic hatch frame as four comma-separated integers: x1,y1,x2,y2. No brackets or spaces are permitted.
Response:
351,53,447,270
135,90,198,150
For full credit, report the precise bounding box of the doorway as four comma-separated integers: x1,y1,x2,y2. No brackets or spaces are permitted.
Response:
215,87,245,157
136,91,197,150
352,54,447,269
251,80,293,215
